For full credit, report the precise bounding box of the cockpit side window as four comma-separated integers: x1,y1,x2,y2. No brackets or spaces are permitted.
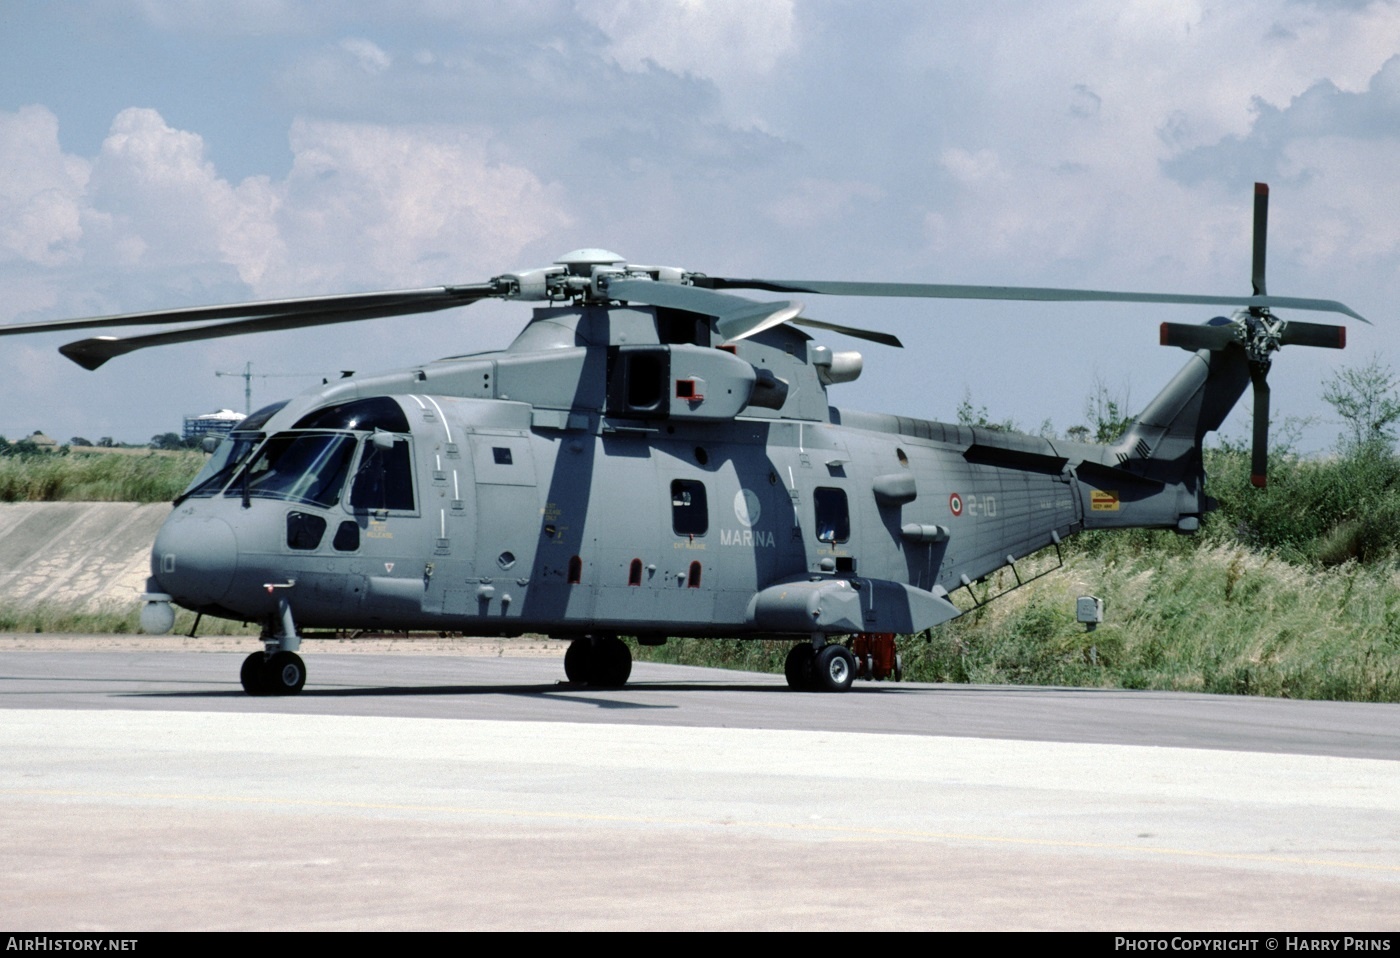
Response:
349,437,415,512
241,400,291,431
179,431,262,501
293,397,411,433
178,401,291,501
223,432,357,508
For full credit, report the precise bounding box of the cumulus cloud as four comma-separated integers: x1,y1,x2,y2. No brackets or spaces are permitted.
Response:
7,2,1400,448
763,177,885,230
132,0,314,34
0,106,90,266
3,108,571,313
1163,54,1400,187
84,108,278,282
576,0,796,89
339,37,393,73
270,119,572,291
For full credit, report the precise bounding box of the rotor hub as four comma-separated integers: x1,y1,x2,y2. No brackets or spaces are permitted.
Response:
555,249,627,275
1240,309,1283,367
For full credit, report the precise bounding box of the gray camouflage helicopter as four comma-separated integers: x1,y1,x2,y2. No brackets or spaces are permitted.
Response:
1,184,1363,694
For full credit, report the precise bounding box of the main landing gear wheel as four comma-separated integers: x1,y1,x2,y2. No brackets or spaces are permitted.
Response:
264,651,307,695
564,636,633,687
813,644,856,693
239,650,307,696
240,652,267,696
784,643,817,691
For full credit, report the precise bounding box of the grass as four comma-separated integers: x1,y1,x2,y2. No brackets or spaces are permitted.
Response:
916,540,1400,701
0,602,257,636
632,542,1400,701
0,450,204,503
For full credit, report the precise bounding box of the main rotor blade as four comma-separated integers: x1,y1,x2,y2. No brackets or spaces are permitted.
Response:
58,297,481,370
1250,363,1271,489
604,278,804,342
691,276,1368,323
791,317,904,348
606,278,759,319
1252,182,1269,297
0,284,499,339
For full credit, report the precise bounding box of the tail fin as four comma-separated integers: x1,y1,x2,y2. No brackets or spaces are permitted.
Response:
1076,340,1251,533
1077,304,1349,530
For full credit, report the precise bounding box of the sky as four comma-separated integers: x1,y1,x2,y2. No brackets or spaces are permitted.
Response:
2,0,1399,451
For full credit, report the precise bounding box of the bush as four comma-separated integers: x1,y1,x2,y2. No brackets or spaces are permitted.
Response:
1204,445,1400,565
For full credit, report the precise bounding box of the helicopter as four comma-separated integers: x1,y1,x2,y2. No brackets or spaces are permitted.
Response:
0,183,1363,695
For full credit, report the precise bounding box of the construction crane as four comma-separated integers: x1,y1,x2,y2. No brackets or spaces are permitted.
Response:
215,362,328,414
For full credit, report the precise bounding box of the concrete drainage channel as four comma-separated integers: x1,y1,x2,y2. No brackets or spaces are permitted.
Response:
0,502,169,611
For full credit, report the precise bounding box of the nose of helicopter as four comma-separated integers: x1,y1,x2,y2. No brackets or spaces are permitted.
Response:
151,514,238,607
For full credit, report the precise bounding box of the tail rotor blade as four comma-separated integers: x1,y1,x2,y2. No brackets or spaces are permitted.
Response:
1279,321,1346,349
1160,322,1237,352
1250,364,1271,488
1252,182,1269,297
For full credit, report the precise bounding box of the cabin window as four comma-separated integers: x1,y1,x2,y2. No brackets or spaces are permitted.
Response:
814,487,850,543
628,558,643,586
671,479,709,536
286,512,326,550
350,437,415,512
333,520,361,552
687,561,702,588
568,555,582,585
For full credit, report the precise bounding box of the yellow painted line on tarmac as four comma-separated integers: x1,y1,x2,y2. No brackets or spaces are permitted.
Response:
6,786,1398,876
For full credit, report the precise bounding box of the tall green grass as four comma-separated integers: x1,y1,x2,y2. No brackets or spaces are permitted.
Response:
0,451,203,503
633,544,1400,701
0,602,257,635
916,541,1400,700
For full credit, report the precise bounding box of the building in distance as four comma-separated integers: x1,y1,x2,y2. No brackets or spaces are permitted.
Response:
182,409,245,443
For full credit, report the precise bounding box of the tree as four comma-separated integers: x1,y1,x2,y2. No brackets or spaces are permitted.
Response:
956,389,1016,432
70,437,93,448
1083,377,1133,444
1321,355,1400,455
150,432,184,451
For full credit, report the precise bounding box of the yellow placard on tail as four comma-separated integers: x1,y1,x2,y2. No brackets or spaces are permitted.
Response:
1090,490,1120,512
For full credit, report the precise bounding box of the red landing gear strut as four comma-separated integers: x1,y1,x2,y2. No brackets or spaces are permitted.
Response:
850,632,903,682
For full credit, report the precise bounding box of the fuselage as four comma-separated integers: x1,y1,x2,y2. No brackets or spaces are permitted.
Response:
152,389,1085,638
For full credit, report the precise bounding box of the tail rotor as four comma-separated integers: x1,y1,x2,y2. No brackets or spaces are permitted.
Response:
1159,183,1348,488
